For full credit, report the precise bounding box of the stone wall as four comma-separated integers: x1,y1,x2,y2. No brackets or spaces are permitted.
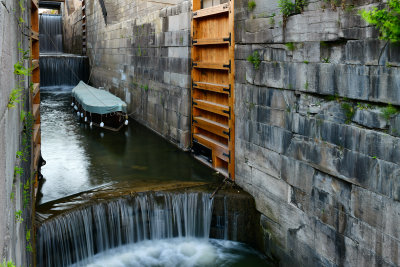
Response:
63,0,83,54
84,0,192,149
0,0,35,266
234,0,400,265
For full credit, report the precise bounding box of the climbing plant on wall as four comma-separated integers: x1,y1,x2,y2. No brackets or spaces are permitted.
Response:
360,0,400,42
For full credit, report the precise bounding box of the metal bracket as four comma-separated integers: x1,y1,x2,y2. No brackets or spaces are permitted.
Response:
222,84,231,96
223,107,231,119
223,33,231,46
223,60,231,73
223,128,230,140
223,151,231,163
193,11,198,16
192,100,198,106
192,39,198,45
192,61,198,68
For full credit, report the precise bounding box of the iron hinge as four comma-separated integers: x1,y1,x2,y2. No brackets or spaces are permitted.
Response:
223,107,231,119
222,84,231,96
223,128,230,140
223,60,231,73
223,151,231,163
223,33,231,46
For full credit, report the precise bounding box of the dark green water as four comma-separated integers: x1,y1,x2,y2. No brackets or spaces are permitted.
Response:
39,87,216,204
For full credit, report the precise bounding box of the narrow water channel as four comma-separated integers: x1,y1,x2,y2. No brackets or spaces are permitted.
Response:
39,87,216,204
37,87,272,266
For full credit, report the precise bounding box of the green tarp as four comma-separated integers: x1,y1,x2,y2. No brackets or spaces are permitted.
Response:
72,81,127,114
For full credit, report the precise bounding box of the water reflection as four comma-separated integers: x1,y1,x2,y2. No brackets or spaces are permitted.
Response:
39,87,216,204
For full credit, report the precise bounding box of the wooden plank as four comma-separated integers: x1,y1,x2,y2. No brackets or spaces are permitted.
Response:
193,133,229,161
32,59,39,70
193,81,230,95
193,99,230,117
193,62,230,71
32,104,40,120
193,3,230,19
193,116,229,139
33,144,41,171
32,124,40,145
31,30,39,41
32,83,39,98
193,37,229,46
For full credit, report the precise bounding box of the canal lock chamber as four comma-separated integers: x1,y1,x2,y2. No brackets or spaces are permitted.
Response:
35,4,276,267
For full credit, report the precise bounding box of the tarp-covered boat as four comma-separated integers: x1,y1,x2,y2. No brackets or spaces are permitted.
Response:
71,81,128,131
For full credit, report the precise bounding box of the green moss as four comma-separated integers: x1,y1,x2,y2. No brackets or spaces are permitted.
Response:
303,60,309,64
304,81,309,90
381,103,398,121
341,102,355,124
247,51,261,70
321,57,330,63
285,42,296,51
248,0,256,11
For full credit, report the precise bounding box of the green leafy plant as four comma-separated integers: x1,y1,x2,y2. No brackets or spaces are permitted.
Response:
360,0,400,43
26,229,32,252
7,88,23,109
357,102,372,110
247,51,261,70
303,60,309,64
0,260,16,267
248,0,256,11
14,166,23,177
285,42,296,51
15,210,23,223
23,179,31,208
269,13,276,24
381,103,399,121
341,102,355,124
279,0,296,17
279,0,305,18
322,57,330,63
304,81,309,90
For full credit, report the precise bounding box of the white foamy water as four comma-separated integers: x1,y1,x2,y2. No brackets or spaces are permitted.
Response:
72,238,266,267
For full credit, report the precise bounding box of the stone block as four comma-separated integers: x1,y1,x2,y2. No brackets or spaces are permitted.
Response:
281,156,315,194
390,114,400,137
352,108,387,129
237,138,282,179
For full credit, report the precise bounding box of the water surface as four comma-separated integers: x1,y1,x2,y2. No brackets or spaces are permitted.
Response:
39,87,216,204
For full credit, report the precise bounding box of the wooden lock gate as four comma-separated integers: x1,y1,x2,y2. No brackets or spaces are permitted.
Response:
191,0,235,179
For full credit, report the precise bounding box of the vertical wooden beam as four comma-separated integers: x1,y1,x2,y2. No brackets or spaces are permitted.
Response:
228,0,235,180
30,1,40,266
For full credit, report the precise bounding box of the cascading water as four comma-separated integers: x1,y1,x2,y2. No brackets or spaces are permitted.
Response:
39,14,89,87
39,14,63,53
37,192,214,267
40,54,89,87
36,192,268,267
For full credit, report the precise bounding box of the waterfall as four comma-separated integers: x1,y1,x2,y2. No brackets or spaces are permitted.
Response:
40,54,89,87
37,192,214,267
39,14,63,53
